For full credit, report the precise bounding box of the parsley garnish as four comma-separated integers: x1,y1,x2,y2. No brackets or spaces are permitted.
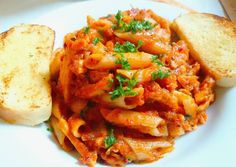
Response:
108,78,114,86
151,55,164,66
137,40,144,50
83,26,90,34
109,75,138,100
114,41,143,53
47,127,54,132
115,53,131,70
114,10,153,33
114,41,136,53
151,70,170,80
93,37,100,45
122,20,153,33
115,10,123,27
104,127,117,149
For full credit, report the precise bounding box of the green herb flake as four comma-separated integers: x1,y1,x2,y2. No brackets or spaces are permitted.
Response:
128,77,138,88
137,40,143,50
115,10,124,27
83,26,90,34
151,55,164,66
109,86,124,100
151,70,170,80
114,10,153,33
108,78,114,87
109,75,138,100
47,127,54,132
93,37,100,45
115,53,131,70
121,20,153,33
114,41,136,53
104,127,117,149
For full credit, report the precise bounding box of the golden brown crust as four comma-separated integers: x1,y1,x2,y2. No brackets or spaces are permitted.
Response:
0,24,55,125
172,13,236,87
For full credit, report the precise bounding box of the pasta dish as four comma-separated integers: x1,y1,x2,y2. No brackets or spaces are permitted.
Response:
50,9,215,166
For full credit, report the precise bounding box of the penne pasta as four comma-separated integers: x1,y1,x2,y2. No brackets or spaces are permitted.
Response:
68,114,86,138
123,137,173,162
51,116,74,151
84,52,153,70
173,90,198,117
100,108,168,137
96,87,144,109
58,50,72,103
115,30,171,54
76,74,114,98
50,8,216,166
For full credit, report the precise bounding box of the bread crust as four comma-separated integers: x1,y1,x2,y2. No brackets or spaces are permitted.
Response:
172,13,236,87
0,24,55,125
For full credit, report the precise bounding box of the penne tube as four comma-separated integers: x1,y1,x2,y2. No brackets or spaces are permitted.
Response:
50,48,65,80
173,90,198,118
58,50,72,103
147,9,170,32
68,114,86,138
50,116,74,151
123,137,173,162
84,52,153,70
144,82,179,111
76,74,114,99
117,66,159,83
100,108,168,137
97,87,144,109
58,117,97,166
114,29,171,54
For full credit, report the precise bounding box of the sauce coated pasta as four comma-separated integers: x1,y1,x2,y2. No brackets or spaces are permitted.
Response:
50,9,215,166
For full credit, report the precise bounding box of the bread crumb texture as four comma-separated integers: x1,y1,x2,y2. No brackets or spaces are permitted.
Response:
0,24,55,125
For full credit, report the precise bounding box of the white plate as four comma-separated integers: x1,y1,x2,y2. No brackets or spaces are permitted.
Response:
0,0,236,167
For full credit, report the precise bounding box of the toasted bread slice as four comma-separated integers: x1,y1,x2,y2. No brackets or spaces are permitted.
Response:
172,13,236,87
0,24,54,125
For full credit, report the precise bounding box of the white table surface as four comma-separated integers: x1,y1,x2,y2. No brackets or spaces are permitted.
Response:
0,0,225,32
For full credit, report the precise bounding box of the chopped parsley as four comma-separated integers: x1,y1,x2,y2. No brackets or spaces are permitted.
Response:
109,75,138,100
47,127,53,132
114,11,153,33
115,10,123,27
115,53,131,70
151,55,164,66
108,78,114,86
122,20,153,33
114,41,136,53
114,41,143,53
137,40,144,50
114,41,143,70
83,26,90,34
93,37,100,45
151,70,170,80
104,127,117,149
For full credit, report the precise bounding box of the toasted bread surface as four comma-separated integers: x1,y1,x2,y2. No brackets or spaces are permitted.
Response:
172,13,236,87
0,24,54,125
